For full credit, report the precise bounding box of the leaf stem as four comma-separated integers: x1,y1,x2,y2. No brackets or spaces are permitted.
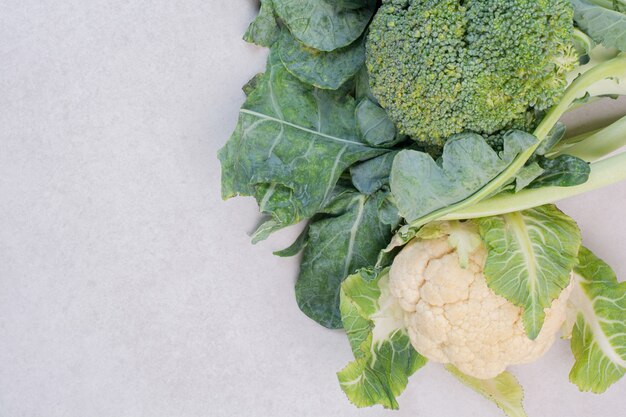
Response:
441,151,626,220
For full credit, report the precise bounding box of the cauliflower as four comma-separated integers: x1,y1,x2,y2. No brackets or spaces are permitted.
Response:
389,227,573,379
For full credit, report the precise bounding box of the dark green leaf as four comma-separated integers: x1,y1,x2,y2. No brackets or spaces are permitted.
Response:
295,190,396,328
356,99,399,147
219,50,383,241
243,0,280,47
350,152,396,194
273,0,376,51
277,30,365,89
529,155,591,188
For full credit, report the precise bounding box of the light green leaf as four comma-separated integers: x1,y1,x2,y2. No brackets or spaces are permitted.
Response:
514,163,544,192
338,269,427,409
356,99,399,147
350,152,397,194
446,365,527,417
569,246,626,393
273,0,376,51
296,190,396,328
243,0,280,47
277,30,365,89
571,0,626,51
218,50,383,240
390,131,538,223
477,205,581,339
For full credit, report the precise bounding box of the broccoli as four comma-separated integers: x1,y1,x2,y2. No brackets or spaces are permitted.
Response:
366,0,578,145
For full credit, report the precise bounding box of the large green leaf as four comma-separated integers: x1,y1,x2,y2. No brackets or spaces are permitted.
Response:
571,0,626,51
243,0,280,47
477,205,581,339
337,269,427,409
277,30,365,89
295,189,397,328
446,365,528,417
273,0,376,51
390,131,538,223
569,246,626,393
218,50,383,241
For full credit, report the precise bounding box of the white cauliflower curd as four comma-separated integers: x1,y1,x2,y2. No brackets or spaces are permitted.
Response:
389,226,573,379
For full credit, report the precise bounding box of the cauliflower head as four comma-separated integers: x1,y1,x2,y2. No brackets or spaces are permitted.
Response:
389,225,573,379
366,0,577,144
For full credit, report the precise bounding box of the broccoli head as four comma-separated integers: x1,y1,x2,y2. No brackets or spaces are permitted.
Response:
366,0,578,145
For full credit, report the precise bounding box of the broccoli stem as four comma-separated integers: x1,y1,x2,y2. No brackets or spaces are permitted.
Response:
441,150,626,219
548,114,626,162
407,53,626,228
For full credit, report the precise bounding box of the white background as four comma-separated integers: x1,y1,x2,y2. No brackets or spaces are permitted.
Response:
1,1,625,416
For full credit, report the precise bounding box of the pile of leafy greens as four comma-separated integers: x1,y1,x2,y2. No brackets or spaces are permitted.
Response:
219,0,626,415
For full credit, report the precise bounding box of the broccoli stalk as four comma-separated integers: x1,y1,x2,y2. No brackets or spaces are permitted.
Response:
407,52,626,227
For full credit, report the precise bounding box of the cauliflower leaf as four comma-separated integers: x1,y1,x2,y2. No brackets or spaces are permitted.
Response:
446,365,527,417
477,205,581,339
337,268,426,409
569,246,626,393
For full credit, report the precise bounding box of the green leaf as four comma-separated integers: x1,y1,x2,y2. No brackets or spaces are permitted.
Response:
337,269,427,409
446,365,528,417
350,152,397,194
218,50,383,240
569,246,626,393
273,0,376,51
571,0,626,51
277,30,365,89
477,205,581,339
243,0,280,47
390,131,538,223
514,162,544,192
295,190,396,328
529,155,590,189
534,122,566,156
355,99,400,147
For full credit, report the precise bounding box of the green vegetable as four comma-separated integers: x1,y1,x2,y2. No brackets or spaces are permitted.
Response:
571,0,626,51
295,187,398,328
218,50,384,241
446,365,527,417
390,131,537,224
568,247,626,393
243,0,280,47
477,205,581,339
222,2,626,415
272,0,376,51
277,30,366,90
366,0,577,144
337,268,427,409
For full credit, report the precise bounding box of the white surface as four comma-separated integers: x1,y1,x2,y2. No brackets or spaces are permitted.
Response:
1,1,625,416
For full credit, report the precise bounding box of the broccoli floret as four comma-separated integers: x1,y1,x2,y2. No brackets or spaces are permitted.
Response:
366,0,578,145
